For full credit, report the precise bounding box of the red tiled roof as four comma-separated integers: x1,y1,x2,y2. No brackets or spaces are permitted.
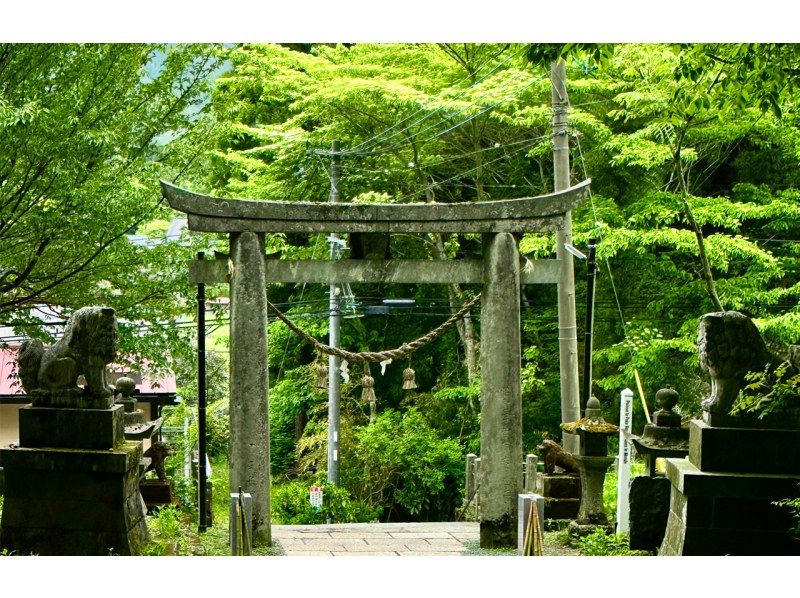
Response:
0,348,176,396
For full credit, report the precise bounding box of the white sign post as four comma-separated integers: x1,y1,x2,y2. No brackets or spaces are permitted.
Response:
616,388,634,534
310,485,324,510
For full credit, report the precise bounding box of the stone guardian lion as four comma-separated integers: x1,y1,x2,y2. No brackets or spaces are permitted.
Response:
17,306,118,408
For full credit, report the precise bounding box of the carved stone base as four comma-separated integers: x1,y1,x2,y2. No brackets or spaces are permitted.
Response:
0,442,149,555
19,404,124,450
480,513,516,549
534,473,581,522
30,388,115,410
629,475,671,551
139,479,174,513
689,419,800,474
659,458,800,555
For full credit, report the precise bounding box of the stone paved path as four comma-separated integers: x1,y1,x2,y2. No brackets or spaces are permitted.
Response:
273,521,479,556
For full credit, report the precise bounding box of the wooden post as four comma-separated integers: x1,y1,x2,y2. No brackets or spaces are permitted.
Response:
617,388,634,534
465,453,477,505
479,232,522,548
524,453,538,492
229,231,271,545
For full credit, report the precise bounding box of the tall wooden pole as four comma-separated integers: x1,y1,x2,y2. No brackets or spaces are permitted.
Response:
552,59,581,453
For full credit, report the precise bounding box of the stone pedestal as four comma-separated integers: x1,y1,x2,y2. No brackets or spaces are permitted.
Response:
0,403,149,555
534,473,580,522
0,441,148,555
568,455,614,537
659,420,800,556
19,404,124,450
629,476,671,551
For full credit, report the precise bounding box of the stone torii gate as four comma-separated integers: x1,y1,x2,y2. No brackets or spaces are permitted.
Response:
162,178,590,547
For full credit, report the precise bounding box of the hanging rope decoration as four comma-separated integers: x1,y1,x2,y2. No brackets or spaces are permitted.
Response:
361,366,377,403
270,292,481,364
402,366,417,390
314,354,328,390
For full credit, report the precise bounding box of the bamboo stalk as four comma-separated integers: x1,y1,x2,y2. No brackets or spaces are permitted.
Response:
634,369,652,424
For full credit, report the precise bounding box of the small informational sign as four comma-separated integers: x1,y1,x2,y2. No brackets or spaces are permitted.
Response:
310,485,324,510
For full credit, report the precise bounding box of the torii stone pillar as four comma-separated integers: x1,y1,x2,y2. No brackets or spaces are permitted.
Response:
229,231,271,545
479,232,522,547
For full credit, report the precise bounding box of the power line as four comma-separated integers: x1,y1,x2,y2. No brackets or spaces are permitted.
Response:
349,47,527,154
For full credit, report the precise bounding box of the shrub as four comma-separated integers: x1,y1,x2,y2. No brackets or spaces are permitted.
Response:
144,505,190,555
577,528,651,556
342,408,464,521
271,480,381,524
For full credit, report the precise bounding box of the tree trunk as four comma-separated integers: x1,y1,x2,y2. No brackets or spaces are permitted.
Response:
674,132,725,312
429,231,479,388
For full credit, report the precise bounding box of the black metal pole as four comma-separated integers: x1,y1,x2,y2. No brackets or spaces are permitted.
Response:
197,251,208,532
581,239,598,415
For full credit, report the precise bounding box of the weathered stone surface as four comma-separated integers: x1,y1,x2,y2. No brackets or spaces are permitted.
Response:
162,179,591,234
19,404,124,450
18,306,117,409
190,257,560,286
666,455,800,499
229,231,271,546
0,440,141,474
478,233,522,549
0,442,148,555
697,311,784,425
542,497,580,521
629,475,671,551
574,455,614,526
538,473,581,499
688,419,800,475
659,456,800,555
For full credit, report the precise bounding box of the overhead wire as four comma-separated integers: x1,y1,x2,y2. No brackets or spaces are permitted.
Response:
348,46,528,155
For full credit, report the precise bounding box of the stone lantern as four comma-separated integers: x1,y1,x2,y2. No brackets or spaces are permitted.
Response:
561,396,618,537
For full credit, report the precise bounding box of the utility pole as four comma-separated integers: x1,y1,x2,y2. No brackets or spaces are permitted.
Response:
552,59,581,454
327,140,342,487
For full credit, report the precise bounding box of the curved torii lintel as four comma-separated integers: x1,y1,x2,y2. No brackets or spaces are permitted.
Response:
160,179,591,234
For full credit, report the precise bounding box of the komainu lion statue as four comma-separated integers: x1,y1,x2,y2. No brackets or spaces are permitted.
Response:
144,441,173,482
17,306,118,408
537,438,580,475
697,311,782,424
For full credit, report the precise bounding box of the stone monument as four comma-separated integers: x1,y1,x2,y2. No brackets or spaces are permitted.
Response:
627,387,689,551
562,396,618,537
660,311,800,555
0,307,150,555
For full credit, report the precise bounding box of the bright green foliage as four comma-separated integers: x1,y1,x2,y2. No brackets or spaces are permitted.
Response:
271,480,381,524
341,408,464,521
734,362,800,418
143,505,190,556
0,43,222,369
577,528,651,556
